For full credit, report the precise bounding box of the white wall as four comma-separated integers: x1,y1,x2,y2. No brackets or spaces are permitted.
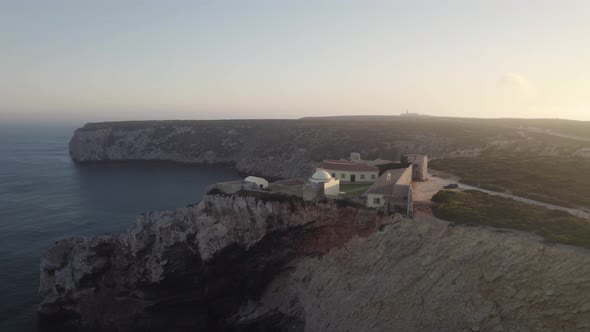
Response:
396,166,413,186
324,179,340,197
318,168,378,183
244,176,268,189
405,155,428,181
366,193,385,208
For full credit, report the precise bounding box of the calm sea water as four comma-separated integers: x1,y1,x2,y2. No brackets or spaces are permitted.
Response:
0,125,241,331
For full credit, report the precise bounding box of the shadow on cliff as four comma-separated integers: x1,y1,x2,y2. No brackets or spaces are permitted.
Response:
38,194,388,332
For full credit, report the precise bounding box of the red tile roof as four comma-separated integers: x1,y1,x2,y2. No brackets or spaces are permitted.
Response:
318,160,379,172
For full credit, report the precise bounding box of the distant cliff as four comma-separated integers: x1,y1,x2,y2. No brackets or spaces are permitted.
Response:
68,119,487,179
39,191,590,331
69,118,590,180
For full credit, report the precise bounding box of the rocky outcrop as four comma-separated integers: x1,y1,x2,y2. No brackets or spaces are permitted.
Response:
38,192,389,331
238,213,590,331
39,191,590,331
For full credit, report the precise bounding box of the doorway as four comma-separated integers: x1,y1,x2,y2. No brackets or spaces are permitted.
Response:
350,174,356,182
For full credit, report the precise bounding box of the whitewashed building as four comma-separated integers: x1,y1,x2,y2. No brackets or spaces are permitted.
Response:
308,170,340,197
317,160,379,183
244,176,269,189
364,166,414,217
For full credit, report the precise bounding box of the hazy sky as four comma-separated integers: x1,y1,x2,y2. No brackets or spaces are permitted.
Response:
1,0,589,124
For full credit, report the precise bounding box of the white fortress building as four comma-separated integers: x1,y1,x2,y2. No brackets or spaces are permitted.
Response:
210,153,427,218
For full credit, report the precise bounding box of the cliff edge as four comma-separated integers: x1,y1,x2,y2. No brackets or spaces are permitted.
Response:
38,192,388,331
38,191,590,331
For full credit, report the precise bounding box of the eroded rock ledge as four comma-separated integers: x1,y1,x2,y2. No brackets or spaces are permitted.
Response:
38,192,389,331
39,192,590,331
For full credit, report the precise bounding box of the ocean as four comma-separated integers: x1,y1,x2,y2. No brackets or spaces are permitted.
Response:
0,125,242,331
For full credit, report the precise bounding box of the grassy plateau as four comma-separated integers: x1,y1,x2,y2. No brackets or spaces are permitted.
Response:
430,153,590,208
432,190,590,249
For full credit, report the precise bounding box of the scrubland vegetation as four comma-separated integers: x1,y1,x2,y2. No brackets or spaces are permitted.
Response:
432,190,590,249
431,154,590,208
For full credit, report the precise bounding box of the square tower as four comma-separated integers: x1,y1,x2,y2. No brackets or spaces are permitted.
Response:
404,154,428,181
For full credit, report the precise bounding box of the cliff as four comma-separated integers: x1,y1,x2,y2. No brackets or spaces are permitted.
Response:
240,213,590,331
69,118,590,180
39,192,590,331
68,119,478,179
38,192,389,331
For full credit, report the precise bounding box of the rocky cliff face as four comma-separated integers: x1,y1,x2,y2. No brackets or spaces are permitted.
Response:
239,213,590,331
38,192,389,331
69,119,590,179
68,119,473,179
39,191,590,331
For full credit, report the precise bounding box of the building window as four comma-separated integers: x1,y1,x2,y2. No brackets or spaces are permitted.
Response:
341,174,346,179
371,174,376,179
332,173,336,178
360,174,365,180
373,197,381,204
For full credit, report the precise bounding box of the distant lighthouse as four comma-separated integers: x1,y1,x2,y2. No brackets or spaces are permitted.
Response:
401,109,419,117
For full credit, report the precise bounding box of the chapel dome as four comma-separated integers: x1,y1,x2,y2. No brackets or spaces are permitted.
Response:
310,170,333,182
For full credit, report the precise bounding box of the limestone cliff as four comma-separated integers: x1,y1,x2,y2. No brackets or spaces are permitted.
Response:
238,213,590,331
67,119,469,179
39,192,590,331
38,192,387,331
69,119,590,179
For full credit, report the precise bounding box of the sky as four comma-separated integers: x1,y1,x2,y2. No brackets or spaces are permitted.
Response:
1,0,589,124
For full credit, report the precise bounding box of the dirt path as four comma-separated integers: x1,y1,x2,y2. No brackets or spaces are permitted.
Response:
413,174,590,220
